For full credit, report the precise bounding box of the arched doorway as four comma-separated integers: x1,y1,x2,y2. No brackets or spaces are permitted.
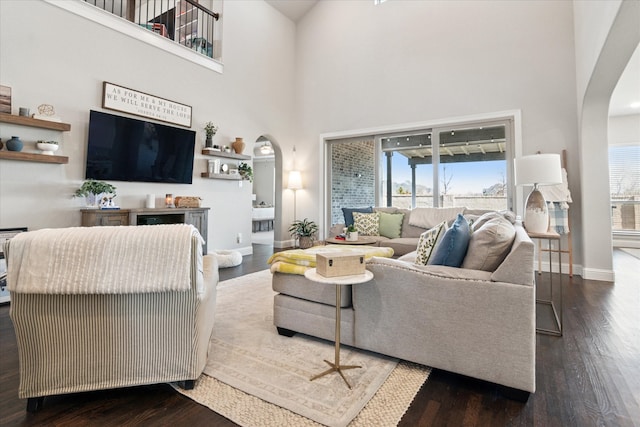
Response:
579,1,640,281
251,135,282,246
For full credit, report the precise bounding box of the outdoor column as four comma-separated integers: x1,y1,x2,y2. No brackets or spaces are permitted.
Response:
386,151,393,207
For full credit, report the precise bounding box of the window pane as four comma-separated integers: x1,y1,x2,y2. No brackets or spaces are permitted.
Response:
610,144,640,231
438,126,508,210
381,133,433,208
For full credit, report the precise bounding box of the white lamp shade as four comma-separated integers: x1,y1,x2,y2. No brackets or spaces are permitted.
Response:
288,170,303,190
515,154,562,186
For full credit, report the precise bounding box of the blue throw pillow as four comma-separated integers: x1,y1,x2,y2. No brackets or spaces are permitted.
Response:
427,213,471,267
342,207,373,226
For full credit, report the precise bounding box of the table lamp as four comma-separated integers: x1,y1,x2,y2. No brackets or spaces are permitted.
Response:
515,153,562,233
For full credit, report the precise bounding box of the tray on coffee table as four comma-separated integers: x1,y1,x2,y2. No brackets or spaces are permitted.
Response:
325,236,378,245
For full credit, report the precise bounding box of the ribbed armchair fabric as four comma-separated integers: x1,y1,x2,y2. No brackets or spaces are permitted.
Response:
6,226,218,409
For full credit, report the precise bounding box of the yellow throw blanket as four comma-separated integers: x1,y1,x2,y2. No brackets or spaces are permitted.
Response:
268,245,394,275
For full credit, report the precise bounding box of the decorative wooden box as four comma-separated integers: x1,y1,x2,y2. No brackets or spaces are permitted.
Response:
175,196,202,208
316,252,366,277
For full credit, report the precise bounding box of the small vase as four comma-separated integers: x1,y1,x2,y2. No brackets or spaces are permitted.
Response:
6,136,23,152
232,137,245,154
346,231,359,242
85,193,102,209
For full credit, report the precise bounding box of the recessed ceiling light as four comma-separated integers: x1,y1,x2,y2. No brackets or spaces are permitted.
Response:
631,101,640,109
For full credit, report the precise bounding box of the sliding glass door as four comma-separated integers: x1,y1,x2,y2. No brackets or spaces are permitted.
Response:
434,123,511,211
326,118,514,228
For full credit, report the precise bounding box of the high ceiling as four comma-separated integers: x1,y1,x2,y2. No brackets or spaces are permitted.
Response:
263,1,638,118
264,0,318,22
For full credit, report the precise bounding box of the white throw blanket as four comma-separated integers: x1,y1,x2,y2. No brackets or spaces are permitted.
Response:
7,224,202,294
408,206,466,229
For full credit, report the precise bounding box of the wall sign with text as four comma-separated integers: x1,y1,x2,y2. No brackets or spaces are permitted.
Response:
102,82,192,128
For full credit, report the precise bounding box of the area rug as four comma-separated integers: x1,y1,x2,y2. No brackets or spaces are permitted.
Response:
173,269,431,427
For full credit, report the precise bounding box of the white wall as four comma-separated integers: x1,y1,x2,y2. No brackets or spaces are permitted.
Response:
294,1,581,261
0,0,296,254
573,0,640,280
573,0,622,107
253,157,275,205
609,114,640,145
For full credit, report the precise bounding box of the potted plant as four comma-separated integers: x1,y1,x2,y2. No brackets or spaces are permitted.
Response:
204,122,218,148
346,224,358,241
238,162,253,182
74,179,117,208
289,218,318,249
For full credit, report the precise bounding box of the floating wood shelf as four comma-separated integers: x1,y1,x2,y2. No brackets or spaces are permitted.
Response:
201,172,243,180
0,113,71,131
201,149,251,160
0,151,69,164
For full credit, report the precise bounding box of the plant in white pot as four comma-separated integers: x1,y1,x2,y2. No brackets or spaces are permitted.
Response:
238,162,253,182
36,140,59,155
346,224,359,241
288,218,318,249
74,179,117,208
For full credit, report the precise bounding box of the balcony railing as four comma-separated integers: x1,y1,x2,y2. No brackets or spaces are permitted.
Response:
83,0,220,59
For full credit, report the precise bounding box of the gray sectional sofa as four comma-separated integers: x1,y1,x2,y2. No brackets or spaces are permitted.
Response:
274,213,536,397
330,206,489,256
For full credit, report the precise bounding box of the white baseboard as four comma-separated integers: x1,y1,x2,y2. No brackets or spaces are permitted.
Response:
581,267,615,283
613,239,640,248
274,239,296,249
537,261,614,282
537,260,582,277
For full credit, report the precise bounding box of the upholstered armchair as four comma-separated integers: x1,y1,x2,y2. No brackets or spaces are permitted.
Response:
5,224,218,412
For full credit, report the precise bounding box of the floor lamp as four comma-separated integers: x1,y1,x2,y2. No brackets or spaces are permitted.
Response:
515,153,562,233
288,170,302,221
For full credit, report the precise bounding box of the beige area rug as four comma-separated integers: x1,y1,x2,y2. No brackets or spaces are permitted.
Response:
173,269,431,427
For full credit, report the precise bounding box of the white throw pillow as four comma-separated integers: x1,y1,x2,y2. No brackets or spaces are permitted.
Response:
353,212,380,236
414,221,447,265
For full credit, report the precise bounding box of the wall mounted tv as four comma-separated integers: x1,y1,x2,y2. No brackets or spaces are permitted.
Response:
85,110,195,184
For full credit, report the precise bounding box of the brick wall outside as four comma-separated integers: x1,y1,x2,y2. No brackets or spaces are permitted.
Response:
331,140,375,224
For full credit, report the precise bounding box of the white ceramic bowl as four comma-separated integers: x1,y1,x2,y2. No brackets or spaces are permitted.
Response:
37,142,59,155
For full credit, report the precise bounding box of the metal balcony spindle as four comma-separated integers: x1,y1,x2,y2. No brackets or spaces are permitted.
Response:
82,0,219,59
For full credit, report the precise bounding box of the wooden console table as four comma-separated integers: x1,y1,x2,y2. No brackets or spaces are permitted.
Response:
81,207,209,253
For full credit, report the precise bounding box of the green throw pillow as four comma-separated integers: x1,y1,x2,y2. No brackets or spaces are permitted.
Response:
378,211,405,239
414,221,447,265
353,212,380,236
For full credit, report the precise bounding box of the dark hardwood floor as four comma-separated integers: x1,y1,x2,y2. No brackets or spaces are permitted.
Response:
1,245,638,426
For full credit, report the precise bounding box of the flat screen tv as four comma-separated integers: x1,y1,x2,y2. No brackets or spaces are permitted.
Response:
85,110,195,184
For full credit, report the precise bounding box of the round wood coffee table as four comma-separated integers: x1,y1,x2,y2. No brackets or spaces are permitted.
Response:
325,236,378,245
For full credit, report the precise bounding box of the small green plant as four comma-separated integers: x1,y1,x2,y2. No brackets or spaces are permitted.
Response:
289,218,319,238
74,179,117,198
347,224,357,233
238,162,253,182
204,122,218,138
